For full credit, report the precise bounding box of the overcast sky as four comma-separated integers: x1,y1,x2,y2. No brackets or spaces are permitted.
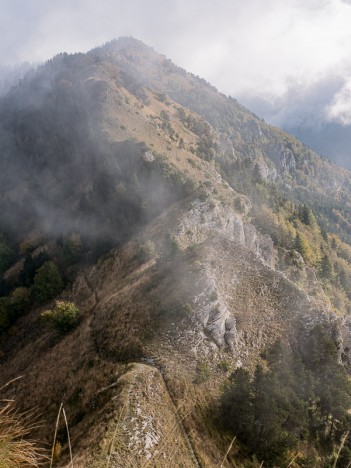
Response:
2,0,351,123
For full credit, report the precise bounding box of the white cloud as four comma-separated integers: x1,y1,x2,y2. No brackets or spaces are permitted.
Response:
326,78,351,124
189,0,351,97
1,0,351,102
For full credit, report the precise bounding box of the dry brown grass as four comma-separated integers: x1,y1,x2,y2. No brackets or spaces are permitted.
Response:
84,363,197,468
0,400,46,467
49,403,73,468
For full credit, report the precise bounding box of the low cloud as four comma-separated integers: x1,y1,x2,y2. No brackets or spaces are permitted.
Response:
238,71,351,168
1,0,351,101
239,73,348,127
2,1,351,168
326,78,351,125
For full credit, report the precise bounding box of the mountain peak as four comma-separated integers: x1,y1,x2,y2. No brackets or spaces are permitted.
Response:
97,36,150,51
90,36,159,60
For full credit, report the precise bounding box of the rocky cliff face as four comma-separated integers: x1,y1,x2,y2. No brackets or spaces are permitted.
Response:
65,183,349,371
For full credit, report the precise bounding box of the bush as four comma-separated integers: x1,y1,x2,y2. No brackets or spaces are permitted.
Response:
219,359,230,372
210,290,218,301
0,288,31,334
164,234,181,257
41,301,80,333
135,241,156,263
114,336,143,361
194,361,211,384
338,447,351,467
11,287,31,314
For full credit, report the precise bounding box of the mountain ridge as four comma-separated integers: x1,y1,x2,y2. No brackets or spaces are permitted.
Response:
0,38,351,466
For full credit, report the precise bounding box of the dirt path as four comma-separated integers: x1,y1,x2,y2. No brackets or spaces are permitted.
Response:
141,356,201,468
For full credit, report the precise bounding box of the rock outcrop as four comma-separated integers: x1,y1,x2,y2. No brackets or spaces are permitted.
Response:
175,195,275,267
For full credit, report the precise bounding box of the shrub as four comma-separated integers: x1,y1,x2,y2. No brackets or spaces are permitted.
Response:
0,288,31,334
338,447,351,467
234,197,245,213
11,287,31,314
219,359,230,372
19,239,34,254
135,241,156,263
114,336,143,361
41,301,80,333
210,290,218,301
194,361,211,384
164,234,181,257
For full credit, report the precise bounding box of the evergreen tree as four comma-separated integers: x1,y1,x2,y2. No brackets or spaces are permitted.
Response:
19,252,50,286
298,204,317,227
253,163,263,184
220,327,351,465
221,368,253,438
0,234,14,274
319,253,334,279
32,261,63,304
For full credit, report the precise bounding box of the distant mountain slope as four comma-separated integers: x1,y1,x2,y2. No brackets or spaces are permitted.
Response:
239,84,351,170
0,62,31,95
286,120,351,169
92,38,351,241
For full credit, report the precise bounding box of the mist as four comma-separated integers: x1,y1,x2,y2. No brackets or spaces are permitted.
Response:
2,1,351,170
2,1,351,96
0,50,187,253
239,73,351,168
0,63,32,95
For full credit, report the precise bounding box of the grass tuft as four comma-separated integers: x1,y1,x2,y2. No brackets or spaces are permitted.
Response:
0,400,47,467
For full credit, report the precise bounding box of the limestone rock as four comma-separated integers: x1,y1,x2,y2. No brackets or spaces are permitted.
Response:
218,132,235,158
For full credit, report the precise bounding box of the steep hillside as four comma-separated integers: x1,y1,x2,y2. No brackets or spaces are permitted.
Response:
1,38,351,467
91,38,351,240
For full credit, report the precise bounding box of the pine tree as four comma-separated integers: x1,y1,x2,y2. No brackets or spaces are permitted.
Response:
32,261,63,304
319,253,333,279
298,204,317,227
221,368,253,437
253,163,263,184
